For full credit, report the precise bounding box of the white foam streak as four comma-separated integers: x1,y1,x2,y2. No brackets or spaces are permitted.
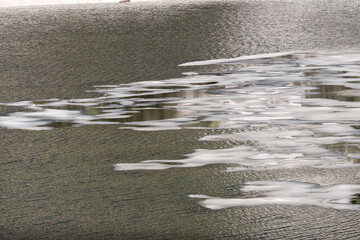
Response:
115,146,256,170
190,181,360,210
178,52,297,66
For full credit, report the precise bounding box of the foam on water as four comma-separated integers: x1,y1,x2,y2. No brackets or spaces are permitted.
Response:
178,51,299,67
1,51,360,171
189,181,360,210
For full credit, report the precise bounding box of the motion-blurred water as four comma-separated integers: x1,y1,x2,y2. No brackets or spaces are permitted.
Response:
1,0,360,239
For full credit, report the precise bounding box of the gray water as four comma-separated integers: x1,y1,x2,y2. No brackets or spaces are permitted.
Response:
1,0,360,239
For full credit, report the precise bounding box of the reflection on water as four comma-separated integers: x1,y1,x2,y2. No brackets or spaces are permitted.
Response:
0,77,226,130
351,193,360,205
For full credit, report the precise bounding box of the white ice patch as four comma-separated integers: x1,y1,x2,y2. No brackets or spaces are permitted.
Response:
190,181,360,210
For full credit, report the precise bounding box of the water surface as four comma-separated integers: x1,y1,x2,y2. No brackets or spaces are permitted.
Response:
1,0,360,239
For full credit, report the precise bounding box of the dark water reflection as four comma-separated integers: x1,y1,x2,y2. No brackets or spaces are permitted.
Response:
43,87,216,128
306,85,360,102
351,194,360,204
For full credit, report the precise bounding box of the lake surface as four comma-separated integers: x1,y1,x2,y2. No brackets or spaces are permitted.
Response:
1,0,360,239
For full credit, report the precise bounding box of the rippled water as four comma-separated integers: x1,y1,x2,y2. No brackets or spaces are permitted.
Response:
2,50,360,209
2,51,360,132
2,0,360,239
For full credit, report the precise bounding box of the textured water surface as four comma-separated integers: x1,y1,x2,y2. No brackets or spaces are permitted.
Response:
2,51,360,171
2,0,360,239
2,50,360,211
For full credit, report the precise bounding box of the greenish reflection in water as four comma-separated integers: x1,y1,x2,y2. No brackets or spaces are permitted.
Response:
351,194,360,204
